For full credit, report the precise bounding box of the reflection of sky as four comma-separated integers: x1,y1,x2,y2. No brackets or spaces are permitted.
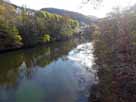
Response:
0,42,96,102
16,59,92,102
10,0,136,17
68,43,94,69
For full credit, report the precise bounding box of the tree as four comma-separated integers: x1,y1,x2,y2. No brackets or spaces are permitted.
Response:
16,7,39,46
0,1,79,50
0,1,22,50
91,4,136,102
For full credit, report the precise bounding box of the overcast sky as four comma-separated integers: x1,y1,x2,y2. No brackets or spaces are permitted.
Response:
9,0,136,18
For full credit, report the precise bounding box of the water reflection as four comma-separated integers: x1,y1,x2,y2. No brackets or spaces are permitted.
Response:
0,40,95,102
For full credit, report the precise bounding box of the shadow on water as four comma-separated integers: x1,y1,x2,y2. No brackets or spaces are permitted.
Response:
0,39,95,102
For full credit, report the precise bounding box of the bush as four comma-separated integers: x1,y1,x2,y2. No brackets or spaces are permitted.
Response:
40,34,51,42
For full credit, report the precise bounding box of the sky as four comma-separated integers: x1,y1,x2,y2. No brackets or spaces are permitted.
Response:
9,0,136,18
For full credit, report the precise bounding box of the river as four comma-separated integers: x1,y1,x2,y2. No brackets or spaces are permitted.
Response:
0,39,97,102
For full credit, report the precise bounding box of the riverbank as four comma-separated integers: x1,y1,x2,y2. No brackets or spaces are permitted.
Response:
0,1,80,53
0,30,92,54
0,35,78,53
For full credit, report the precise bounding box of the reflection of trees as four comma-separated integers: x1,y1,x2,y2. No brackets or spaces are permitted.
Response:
23,39,78,68
0,52,24,86
0,39,80,86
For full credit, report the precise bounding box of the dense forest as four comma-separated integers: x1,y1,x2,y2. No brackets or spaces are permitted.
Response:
90,4,136,102
0,0,79,51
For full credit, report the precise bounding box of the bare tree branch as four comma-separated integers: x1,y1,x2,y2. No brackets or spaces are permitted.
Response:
81,0,103,9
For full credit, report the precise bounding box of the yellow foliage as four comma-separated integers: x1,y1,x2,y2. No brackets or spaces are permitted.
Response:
41,34,51,42
0,5,6,15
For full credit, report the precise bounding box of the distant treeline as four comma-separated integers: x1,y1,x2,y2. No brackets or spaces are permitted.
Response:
0,0,79,51
42,8,97,25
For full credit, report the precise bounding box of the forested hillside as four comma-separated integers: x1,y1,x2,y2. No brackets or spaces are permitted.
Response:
0,1,79,51
41,8,97,25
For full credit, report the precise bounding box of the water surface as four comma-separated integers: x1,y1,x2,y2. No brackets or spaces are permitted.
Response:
0,40,96,102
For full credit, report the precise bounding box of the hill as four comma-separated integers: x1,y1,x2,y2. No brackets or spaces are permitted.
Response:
41,8,97,25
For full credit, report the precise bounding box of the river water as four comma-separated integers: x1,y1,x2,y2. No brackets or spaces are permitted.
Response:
0,40,97,102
